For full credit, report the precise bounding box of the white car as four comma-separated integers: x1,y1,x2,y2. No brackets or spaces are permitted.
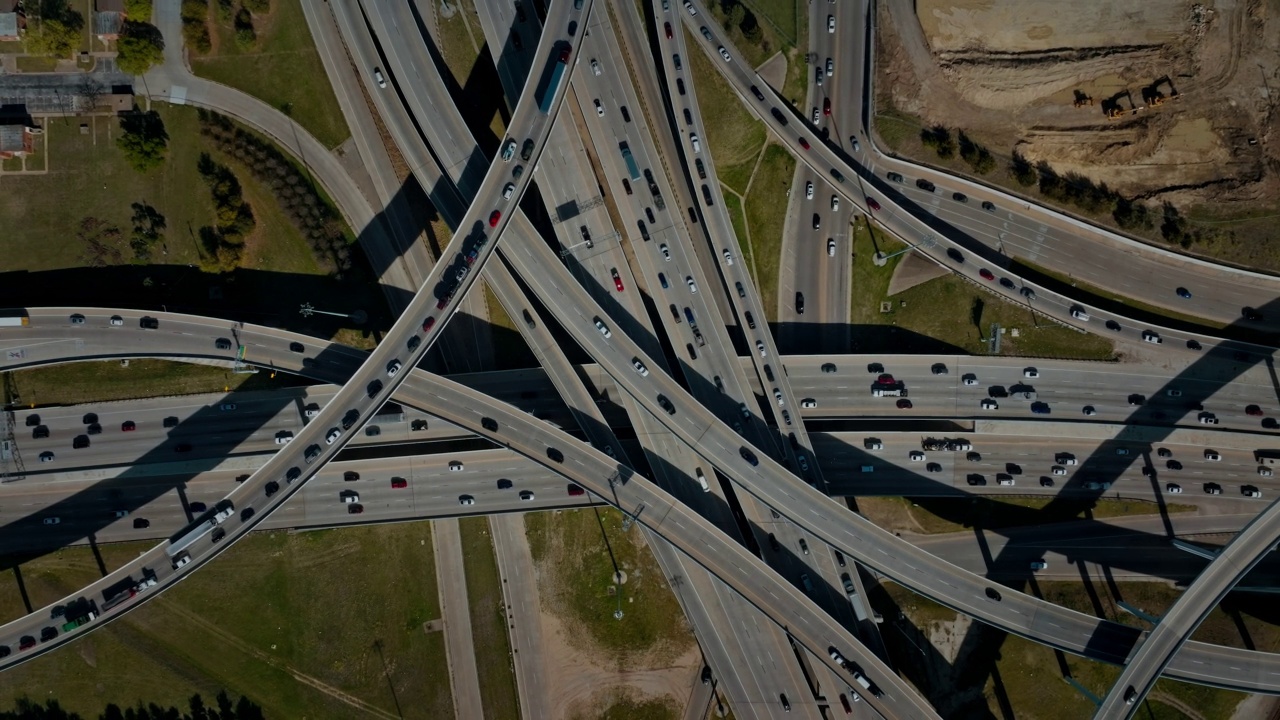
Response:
801,398,817,408
1259,467,1274,477
458,495,475,506
1205,450,1221,461
1166,388,1182,397
827,14,835,32
1051,466,1067,476
826,58,834,77
865,440,883,450
1071,307,1091,321
718,46,731,62
373,68,387,88
109,315,124,326
632,359,650,376
723,249,733,265
342,492,360,504
387,360,402,377
595,319,612,338
773,388,784,406
980,399,998,410
997,477,1015,486
502,139,516,162
756,340,767,357
39,451,54,462
519,490,535,501
686,276,698,293
1198,413,1218,425
591,59,601,75
684,0,696,15
962,374,979,386
1166,483,1182,494
449,461,465,472
594,99,605,117
325,428,341,445
908,451,925,462
1142,330,1162,344
1023,368,1039,378
851,137,859,152
805,181,814,200
830,195,839,211
502,182,516,199
812,107,820,123
827,238,835,256
660,243,671,261
275,432,294,445
1244,487,1263,498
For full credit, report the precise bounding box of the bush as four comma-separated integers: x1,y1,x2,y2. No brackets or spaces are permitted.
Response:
116,110,169,172
1113,197,1153,231
234,7,256,47
116,20,165,75
125,0,154,19
25,15,83,57
920,126,955,159
1009,153,1038,187
242,0,271,13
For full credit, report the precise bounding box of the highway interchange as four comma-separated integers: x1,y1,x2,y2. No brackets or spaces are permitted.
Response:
4,0,1280,717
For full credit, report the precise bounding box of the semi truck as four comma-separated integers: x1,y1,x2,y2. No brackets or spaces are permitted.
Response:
0,314,29,327
1257,450,1280,466
61,611,96,632
871,383,906,397
539,47,571,113
167,500,235,556
619,142,640,180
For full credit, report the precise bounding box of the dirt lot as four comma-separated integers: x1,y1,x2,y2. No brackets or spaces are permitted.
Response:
877,0,1278,209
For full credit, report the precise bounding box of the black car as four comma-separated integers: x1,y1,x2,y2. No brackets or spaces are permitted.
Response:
367,380,383,398
1187,339,1202,350
1040,477,1054,488
952,192,968,203
73,435,91,449
967,474,987,486
770,107,787,125
547,447,565,463
40,627,58,642
164,416,180,428
509,29,522,49
241,508,256,521
657,395,676,415
83,412,98,424
33,425,49,439
521,139,535,162
289,342,305,353
740,447,758,466
916,178,936,192
482,417,499,432
795,292,805,314
1106,319,1122,331
701,666,712,684
190,502,207,513
133,518,150,529
212,528,226,543
265,481,280,497
1243,307,1263,322
25,414,39,427
750,85,765,101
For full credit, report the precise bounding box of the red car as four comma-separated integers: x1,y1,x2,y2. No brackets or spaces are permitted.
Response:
979,268,995,281
896,399,913,409
839,693,853,714
865,196,880,211
422,317,436,332
664,21,672,38
18,636,36,651
436,297,449,310
1247,405,1264,416
823,98,831,115
567,483,585,496
798,137,810,150
121,420,136,432
391,477,408,489
877,374,895,384
611,267,624,292
489,210,501,227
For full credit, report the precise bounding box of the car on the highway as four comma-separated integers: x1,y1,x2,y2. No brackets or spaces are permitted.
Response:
1247,404,1264,416
805,181,814,199
827,238,836,256
908,451,925,462
811,107,819,123
966,474,985,486
1204,450,1221,461
865,196,880,211
42,517,59,525
718,46,731,62
823,98,831,116
448,460,465,472
896,399,913,409
826,58,834,76
830,194,839,210
109,315,124,326
686,276,698,293
664,21,672,38
801,398,817,408
274,431,293,445
1030,560,1047,571
521,139,534,161
611,267,625,291
1204,483,1222,495
594,318,612,338
659,243,671,261
519,490,536,501
1259,467,1274,477
684,0,695,14
722,248,733,265
657,395,677,415
373,68,386,88
1141,330,1162,344
827,14,835,32
219,403,237,411
822,363,837,373
1164,483,1183,494
1244,307,1264,322
325,428,341,445
1023,368,1039,378
502,139,516,162
1243,485,1263,498
1198,412,1219,424
931,363,948,375
1082,405,1096,416
133,517,150,529
632,359,650,376
756,340,767,357
69,313,85,325
740,447,759,465
593,98,604,116
980,399,998,410
916,178,936,192
39,451,54,463
1128,394,1145,406
1176,287,1192,299
1020,287,1036,299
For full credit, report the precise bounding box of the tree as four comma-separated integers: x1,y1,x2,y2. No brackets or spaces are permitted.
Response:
116,21,165,75
116,111,169,171
1009,152,1037,187
125,0,154,19
233,8,256,48
25,15,84,57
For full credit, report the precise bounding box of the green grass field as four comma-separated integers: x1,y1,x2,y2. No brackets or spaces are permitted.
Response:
742,143,796,322
0,525,452,718
860,496,1194,536
687,28,766,196
190,0,350,149
460,518,521,720
8,359,316,407
525,508,693,669
850,221,1116,359
436,0,485,87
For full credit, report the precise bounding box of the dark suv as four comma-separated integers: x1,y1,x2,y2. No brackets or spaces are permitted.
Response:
916,178,936,192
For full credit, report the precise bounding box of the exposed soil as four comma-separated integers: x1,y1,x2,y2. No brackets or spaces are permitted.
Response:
877,0,1280,208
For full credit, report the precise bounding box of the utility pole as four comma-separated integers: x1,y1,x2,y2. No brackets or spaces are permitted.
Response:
2,373,26,483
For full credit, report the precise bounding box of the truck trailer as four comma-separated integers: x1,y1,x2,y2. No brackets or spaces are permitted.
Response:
539,47,571,113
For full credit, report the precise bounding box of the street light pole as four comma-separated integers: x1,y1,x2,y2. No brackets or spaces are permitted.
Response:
874,235,936,266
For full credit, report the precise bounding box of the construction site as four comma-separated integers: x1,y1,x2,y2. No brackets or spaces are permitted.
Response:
874,0,1279,253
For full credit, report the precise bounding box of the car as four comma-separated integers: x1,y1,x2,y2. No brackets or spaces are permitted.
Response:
659,243,671,261
686,276,698,293
1030,560,1047,571
952,192,968,203
86,423,102,436
1247,404,1264,416
1141,330,1162,344
740,447,758,465
756,340,767,357
521,139,535,161
718,46,731,62
1030,402,1051,414
274,431,293,445
897,399,913,409
1205,450,1221,461
69,313,85,325
812,107,820,123
632,358,650,376
501,139,516,162
827,14,835,32
795,292,805,314
72,435,91,449
448,460,465,472
1000,277,1016,289
140,316,159,329
219,403,237,412
658,272,669,289
320,428,339,446
823,98,831,116
1198,412,1219,425
684,0,696,14
132,517,151,529
664,21,672,38
422,317,437,333
519,490,535,501
373,68,387,88
830,194,839,210
1176,287,1192,299
1128,394,1145,406
1020,286,1036,300
931,363,948,375
1243,485,1263,498
967,474,986,486
1082,405,1097,416
42,517,60,525
386,359,402,377
174,442,192,453
798,136,810,150
997,475,1015,486
1115,447,1130,457
590,59,601,76
977,268,996,281
1244,307,1264,322
458,495,476,506
980,399,999,410
501,182,517,201
33,425,48,439
39,451,54,462
825,57,835,77
592,98,604,117
657,395,676,415
215,337,233,350
722,248,734,265
822,363,837,374
594,318,612,338
109,315,124,326
1023,368,1039,378
611,267,624,291
916,178,936,192
1205,483,1223,495
1260,467,1274,477
804,181,814,200
909,451,926,462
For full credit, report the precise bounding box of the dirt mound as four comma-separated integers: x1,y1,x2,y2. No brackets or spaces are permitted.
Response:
879,0,1279,208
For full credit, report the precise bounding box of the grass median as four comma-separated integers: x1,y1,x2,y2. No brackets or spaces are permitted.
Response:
525,508,693,668
459,517,520,720
743,143,796,323
8,359,316,407
0,526,452,717
851,221,1116,359
688,26,766,196
860,496,1195,536
191,0,349,148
